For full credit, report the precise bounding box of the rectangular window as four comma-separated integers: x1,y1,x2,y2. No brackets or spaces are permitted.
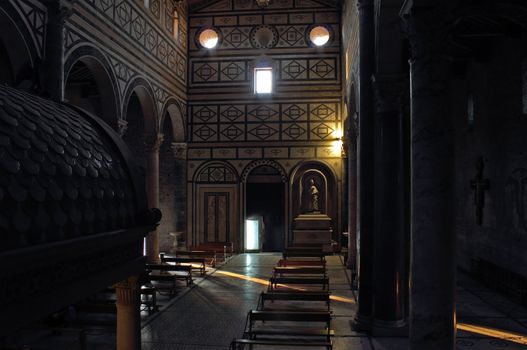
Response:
173,10,179,39
144,0,150,8
254,67,273,94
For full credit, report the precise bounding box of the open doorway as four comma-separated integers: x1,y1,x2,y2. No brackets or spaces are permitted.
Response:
246,165,285,252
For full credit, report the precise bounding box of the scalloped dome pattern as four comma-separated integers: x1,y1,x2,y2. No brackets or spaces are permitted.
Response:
0,85,140,252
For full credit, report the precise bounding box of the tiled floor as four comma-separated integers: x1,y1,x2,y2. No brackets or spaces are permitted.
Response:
141,253,527,350
4,253,527,349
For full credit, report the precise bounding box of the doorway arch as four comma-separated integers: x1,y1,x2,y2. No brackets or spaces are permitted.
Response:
242,160,288,252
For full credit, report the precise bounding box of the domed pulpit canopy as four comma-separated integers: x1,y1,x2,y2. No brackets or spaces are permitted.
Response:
0,85,160,335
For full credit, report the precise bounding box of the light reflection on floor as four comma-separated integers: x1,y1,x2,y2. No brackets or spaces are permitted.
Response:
215,267,527,347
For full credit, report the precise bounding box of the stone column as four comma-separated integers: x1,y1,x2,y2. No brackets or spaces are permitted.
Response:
170,142,188,243
355,0,376,331
405,9,456,350
115,276,140,350
371,75,407,335
42,1,72,101
346,115,358,272
145,133,164,263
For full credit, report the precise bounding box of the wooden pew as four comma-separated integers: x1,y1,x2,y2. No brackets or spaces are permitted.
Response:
244,310,333,341
144,264,192,296
282,251,326,261
277,259,327,268
257,291,331,312
273,266,327,278
268,276,330,292
175,250,217,267
189,242,234,261
230,338,332,350
160,253,206,276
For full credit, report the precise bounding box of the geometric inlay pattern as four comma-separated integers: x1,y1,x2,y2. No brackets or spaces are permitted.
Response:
220,105,245,122
221,62,245,81
90,0,187,84
249,124,278,140
279,26,305,46
222,28,249,48
282,60,307,80
283,104,307,121
194,62,218,82
310,104,335,120
248,105,278,121
311,123,334,140
197,165,236,183
309,59,335,79
221,124,244,140
283,123,306,140
193,106,217,122
14,0,47,57
194,125,217,141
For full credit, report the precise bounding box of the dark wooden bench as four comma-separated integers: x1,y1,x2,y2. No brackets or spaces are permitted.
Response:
160,253,206,276
244,310,333,341
278,259,327,268
268,277,330,292
175,250,217,267
273,266,327,278
230,338,332,350
283,251,326,260
144,264,192,296
258,291,331,312
189,242,234,261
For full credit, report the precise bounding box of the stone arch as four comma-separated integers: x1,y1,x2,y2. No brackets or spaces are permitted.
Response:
241,160,287,183
64,45,121,128
194,161,239,183
123,77,159,136
160,98,186,142
0,4,39,85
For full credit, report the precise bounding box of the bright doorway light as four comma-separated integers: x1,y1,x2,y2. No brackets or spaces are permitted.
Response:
255,67,273,94
245,219,260,251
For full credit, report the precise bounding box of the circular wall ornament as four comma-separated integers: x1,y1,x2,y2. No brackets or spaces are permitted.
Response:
308,25,331,47
198,28,220,49
250,25,278,49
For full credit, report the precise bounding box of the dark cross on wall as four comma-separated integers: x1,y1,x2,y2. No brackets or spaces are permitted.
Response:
470,157,490,226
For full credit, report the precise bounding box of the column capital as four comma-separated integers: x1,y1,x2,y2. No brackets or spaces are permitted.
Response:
372,75,408,114
144,133,164,153
117,119,128,137
170,142,187,160
114,276,139,306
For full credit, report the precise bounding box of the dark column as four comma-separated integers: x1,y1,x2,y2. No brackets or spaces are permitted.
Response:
41,1,71,101
346,124,358,272
145,133,164,264
406,10,456,350
355,0,376,331
371,76,407,335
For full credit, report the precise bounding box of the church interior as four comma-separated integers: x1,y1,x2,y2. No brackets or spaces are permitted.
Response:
1,0,527,349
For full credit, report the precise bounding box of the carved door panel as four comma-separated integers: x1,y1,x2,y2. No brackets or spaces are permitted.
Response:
204,192,230,243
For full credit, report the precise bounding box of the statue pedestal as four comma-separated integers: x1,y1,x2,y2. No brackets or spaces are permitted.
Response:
292,214,333,247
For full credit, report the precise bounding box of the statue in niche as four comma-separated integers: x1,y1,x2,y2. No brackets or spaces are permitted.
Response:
309,178,320,213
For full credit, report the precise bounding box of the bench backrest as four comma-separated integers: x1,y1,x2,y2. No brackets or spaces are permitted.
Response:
283,251,326,260
277,259,326,267
161,256,205,264
269,277,329,285
260,291,330,303
249,310,331,323
273,266,326,275
145,264,192,272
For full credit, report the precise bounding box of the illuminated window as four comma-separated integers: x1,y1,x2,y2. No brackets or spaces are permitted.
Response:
144,0,149,8
173,10,179,39
254,67,273,94
199,29,219,49
309,26,330,46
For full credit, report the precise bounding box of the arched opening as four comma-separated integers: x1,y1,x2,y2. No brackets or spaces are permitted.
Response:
158,110,186,252
0,7,35,86
64,57,118,128
245,164,286,252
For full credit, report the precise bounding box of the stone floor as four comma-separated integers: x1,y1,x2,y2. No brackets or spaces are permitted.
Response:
141,253,527,350
4,253,527,349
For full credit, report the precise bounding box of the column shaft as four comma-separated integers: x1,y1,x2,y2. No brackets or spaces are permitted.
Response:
407,12,456,350
115,276,140,350
355,0,376,330
145,133,163,263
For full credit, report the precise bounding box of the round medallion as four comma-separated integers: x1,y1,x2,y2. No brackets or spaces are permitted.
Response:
250,25,278,49
198,28,220,49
